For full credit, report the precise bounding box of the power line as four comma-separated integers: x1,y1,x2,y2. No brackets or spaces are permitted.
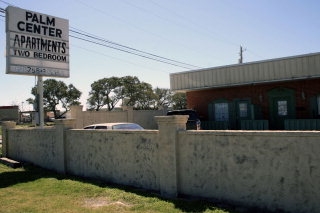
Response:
69,34,196,70
72,44,171,74
0,0,12,6
0,7,201,70
73,0,208,65
70,28,201,69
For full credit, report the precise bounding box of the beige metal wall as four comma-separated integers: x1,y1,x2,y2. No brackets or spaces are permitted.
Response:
170,52,320,91
68,105,167,129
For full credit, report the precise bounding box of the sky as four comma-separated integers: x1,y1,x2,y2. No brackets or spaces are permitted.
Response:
0,0,320,111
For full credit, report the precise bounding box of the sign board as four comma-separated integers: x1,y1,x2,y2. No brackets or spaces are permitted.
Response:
6,6,69,77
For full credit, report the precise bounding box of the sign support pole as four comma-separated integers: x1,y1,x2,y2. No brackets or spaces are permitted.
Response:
37,76,44,128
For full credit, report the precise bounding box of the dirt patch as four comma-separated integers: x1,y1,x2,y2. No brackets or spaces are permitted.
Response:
83,197,132,208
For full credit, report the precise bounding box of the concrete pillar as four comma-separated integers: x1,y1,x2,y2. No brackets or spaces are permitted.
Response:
69,105,83,129
54,119,75,174
1,121,16,157
126,106,134,123
155,115,188,198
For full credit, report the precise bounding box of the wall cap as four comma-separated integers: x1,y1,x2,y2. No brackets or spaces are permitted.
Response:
155,115,188,125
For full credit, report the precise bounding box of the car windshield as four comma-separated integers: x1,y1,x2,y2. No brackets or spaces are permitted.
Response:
84,126,95,129
112,123,143,130
95,126,107,129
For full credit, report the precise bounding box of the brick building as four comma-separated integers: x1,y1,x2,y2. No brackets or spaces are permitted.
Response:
170,52,320,130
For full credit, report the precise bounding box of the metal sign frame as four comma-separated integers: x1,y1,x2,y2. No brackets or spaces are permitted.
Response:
6,6,69,78
5,6,70,128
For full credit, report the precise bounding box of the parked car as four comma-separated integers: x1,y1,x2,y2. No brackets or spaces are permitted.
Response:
166,109,201,130
84,122,144,130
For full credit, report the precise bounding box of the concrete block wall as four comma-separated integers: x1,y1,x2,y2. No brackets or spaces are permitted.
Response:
2,119,75,173
177,130,320,213
3,125,57,171
2,118,320,213
65,129,159,190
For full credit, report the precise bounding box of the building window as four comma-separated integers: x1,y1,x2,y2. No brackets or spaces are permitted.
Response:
277,100,288,116
317,96,320,115
215,103,229,121
239,103,248,118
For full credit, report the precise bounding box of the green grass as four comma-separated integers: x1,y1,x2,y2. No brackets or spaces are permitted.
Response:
0,163,249,213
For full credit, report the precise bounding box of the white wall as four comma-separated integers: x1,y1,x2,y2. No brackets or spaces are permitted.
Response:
177,131,320,213
2,119,320,213
65,129,159,190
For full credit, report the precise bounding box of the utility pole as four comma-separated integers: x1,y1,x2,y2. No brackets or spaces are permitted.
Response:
37,76,44,128
238,46,246,64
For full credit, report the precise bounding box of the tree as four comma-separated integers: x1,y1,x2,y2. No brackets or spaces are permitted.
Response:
87,76,143,110
134,82,157,110
61,84,82,111
120,76,160,109
120,76,141,107
154,87,172,109
29,79,81,118
171,92,187,109
87,77,122,111
87,75,181,110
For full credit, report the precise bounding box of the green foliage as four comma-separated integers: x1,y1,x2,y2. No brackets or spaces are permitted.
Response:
154,87,172,108
29,79,82,118
120,76,141,107
87,77,122,111
26,76,187,112
87,76,184,111
172,93,187,109
130,82,156,110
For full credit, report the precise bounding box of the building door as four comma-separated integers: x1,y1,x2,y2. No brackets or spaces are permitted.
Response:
268,88,295,130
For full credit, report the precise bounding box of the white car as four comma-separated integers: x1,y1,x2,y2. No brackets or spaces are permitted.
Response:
83,122,144,130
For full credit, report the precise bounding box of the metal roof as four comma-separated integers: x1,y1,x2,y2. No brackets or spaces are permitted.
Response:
170,52,320,92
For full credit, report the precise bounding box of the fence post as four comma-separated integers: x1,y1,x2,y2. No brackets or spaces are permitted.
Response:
54,119,75,174
155,115,188,198
1,121,16,157
69,105,83,129
126,106,134,123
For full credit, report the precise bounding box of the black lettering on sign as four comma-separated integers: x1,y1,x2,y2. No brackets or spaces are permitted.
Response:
16,12,62,38
34,52,67,62
16,21,62,38
14,49,30,57
13,34,67,54
25,11,55,26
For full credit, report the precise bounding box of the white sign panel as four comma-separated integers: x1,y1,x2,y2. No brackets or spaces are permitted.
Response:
6,6,69,77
